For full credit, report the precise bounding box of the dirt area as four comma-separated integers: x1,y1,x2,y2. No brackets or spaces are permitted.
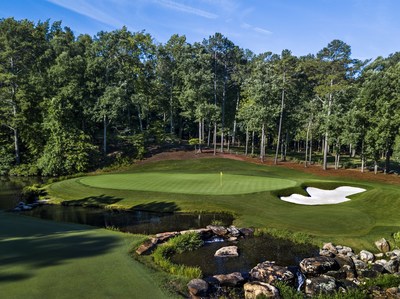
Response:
139,149,400,186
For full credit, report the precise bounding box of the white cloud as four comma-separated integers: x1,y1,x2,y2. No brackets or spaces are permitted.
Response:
47,0,124,28
253,26,272,35
155,0,218,19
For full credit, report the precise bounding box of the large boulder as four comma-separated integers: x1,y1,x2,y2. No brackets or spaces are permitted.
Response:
214,246,239,257
375,238,390,253
187,279,209,298
207,225,228,236
239,227,255,237
155,231,179,242
227,226,241,237
213,272,245,287
305,275,338,297
243,281,280,299
249,261,295,286
322,242,338,255
359,250,375,262
385,258,400,274
135,238,157,255
300,256,339,276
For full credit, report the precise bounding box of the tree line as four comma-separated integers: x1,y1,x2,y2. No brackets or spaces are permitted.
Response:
1,17,399,176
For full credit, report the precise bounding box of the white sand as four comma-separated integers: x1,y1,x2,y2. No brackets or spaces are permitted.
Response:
280,186,366,205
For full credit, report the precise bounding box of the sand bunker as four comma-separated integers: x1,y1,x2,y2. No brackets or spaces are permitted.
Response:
280,186,366,205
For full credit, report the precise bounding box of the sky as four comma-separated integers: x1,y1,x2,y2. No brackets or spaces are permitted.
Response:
1,0,400,60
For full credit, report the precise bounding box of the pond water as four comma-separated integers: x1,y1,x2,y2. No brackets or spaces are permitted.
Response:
171,235,319,277
0,176,43,210
20,205,233,234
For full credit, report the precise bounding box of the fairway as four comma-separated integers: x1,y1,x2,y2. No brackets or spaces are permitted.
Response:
79,173,297,195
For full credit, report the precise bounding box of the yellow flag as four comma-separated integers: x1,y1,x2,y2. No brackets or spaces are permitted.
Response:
220,171,223,176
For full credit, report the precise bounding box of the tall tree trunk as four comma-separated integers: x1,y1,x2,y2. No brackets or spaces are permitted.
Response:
170,85,174,134
385,149,391,174
305,117,312,167
137,105,143,132
198,120,202,153
232,91,240,146
374,160,378,174
323,84,333,170
274,72,285,164
220,131,224,153
251,131,255,155
361,140,365,173
103,114,107,155
245,125,249,155
309,129,313,165
260,123,265,162
207,122,211,146
213,122,217,155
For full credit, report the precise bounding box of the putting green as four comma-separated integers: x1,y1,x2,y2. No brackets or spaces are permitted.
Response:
78,173,296,195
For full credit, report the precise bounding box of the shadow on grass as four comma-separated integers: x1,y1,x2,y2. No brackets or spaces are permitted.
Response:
0,231,119,283
131,201,180,213
61,194,123,207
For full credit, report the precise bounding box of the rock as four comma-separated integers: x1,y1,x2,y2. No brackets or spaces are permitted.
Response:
334,254,356,279
243,281,280,299
357,263,385,278
213,272,245,287
305,275,338,296
227,226,241,237
385,258,399,274
352,258,367,271
239,227,254,236
299,256,339,276
206,225,228,236
249,261,295,286
228,237,238,242
386,287,400,298
386,249,400,258
337,246,353,255
359,250,375,262
375,238,390,253
155,231,179,242
135,238,157,255
187,278,209,298
214,246,239,257
376,253,385,258
319,249,335,258
323,242,338,254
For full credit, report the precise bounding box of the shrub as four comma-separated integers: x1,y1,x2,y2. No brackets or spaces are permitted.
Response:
9,163,39,176
393,231,400,246
22,184,46,203
362,274,400,289
152,232,203,279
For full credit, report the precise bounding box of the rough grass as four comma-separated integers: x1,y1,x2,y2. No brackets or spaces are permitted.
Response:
46,158,400,251
0,212,176,299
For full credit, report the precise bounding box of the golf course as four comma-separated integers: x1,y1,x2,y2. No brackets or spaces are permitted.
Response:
3,153,400,298
46,156,400,250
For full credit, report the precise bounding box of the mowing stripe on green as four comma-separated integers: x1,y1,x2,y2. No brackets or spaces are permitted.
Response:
78,173,296,195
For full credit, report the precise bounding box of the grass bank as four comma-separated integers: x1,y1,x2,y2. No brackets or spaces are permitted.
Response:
0,212,177,299
45,158,400,251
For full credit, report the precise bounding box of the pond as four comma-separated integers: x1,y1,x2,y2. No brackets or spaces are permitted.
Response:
0,176,43,210
20,205,233,234
171,235,319,277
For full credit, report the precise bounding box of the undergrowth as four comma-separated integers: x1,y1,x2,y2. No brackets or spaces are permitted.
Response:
152,232,203,279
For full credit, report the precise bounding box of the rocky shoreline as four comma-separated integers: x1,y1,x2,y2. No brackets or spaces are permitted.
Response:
136,225,400,298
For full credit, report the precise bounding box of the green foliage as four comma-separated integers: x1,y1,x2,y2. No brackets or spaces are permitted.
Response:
152,233,203,279
9,163,39,176
362,274,400,289
393,231,400,247
273,281,304,299
0,146,14,175
312,289,366,299
255,227,314,245
21,184,46,203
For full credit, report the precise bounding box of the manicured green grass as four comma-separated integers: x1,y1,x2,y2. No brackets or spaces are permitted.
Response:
79,173,296,195
0,212,176,299
46,158,400,251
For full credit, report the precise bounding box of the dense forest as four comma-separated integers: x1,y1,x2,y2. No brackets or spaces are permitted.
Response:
0,17,399,176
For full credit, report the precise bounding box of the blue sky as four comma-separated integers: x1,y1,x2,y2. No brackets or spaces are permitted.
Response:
1,0,399,60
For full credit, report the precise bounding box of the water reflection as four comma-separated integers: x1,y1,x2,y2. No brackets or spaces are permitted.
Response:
171,235,318,276
21,205,233,235
0,177,43,210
